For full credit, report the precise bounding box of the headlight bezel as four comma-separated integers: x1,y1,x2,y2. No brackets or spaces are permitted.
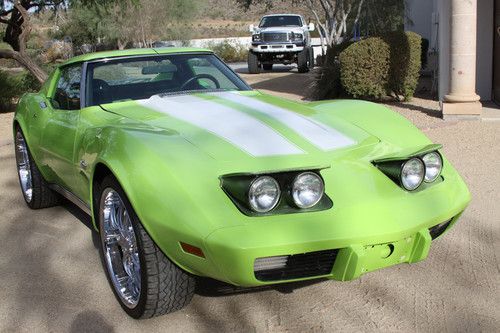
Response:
252,33,261,42
220,169,332,216
373,148,444,192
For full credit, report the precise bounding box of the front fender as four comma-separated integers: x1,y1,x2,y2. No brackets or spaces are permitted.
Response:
86,126,238,277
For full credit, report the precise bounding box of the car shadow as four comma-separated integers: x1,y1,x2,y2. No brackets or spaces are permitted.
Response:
195,276,327,297
231,62,297,75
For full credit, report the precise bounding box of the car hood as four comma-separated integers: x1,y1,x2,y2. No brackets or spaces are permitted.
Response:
99,91,379,168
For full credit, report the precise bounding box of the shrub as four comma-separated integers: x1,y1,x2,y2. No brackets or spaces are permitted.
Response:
309,42,352,100
0,70,22,112
312,31,422,101
339,37,390,99
385,31,422,100
206,40,248,63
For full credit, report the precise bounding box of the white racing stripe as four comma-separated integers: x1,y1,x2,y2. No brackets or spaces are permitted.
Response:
217,92,356,151
138,95,304,157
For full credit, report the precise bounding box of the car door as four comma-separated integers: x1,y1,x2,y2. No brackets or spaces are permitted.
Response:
39,64,82,192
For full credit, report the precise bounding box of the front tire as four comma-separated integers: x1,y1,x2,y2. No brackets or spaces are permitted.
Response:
248,51,260,74
14,128,60,209
297,48,310,73
97,175,195,319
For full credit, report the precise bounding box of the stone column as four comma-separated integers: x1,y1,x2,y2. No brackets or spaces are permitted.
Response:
441,0,482,120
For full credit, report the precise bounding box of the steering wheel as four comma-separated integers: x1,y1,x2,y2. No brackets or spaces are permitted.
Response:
180,74,220,91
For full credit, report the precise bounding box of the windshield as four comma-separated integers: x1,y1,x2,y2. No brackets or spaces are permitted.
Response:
259,16,302,28
85,53,250,106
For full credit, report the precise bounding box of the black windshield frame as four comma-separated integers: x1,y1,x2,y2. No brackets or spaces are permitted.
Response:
83,52,251,107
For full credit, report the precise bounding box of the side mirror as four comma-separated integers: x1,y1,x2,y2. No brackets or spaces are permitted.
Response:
249,24,255,33
308,23,315,31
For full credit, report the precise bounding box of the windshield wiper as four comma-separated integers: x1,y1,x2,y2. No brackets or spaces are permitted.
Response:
155,88,230,98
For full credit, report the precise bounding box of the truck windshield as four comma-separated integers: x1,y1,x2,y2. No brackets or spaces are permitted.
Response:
259,16,302,28
85,53,250,106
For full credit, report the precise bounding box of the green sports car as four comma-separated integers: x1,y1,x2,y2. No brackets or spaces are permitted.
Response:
13,48,470,319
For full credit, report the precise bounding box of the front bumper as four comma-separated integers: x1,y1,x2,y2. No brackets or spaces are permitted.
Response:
202,212,463,287
198,169,469,286
250,43,305,53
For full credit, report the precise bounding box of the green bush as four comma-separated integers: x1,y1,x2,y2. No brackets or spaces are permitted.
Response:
0,69,44,112
0,70,22,112
309,42,352,100
206,40,248,63
339,37,390,99
385,31,422,100
312,31,422,101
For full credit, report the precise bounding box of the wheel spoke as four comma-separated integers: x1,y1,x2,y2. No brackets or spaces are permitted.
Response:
101,188,141,309
15,132,33,203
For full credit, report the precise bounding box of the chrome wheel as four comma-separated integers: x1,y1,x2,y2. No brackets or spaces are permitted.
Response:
15,131,33,203
100,188,141,309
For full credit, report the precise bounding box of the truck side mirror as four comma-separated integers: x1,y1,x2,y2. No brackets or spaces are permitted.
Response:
249,24,255,32
308,23,315,32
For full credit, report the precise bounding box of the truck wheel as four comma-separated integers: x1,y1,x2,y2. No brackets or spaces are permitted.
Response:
308,47,315,69
248,51,260,74
97,175,195,318
297,48,309,73
263,64,273,71
14,128,60,209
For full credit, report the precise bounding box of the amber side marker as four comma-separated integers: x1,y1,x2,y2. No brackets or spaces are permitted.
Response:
180,242,205,258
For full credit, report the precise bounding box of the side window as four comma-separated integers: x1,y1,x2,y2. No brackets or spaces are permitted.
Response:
53,65,82,110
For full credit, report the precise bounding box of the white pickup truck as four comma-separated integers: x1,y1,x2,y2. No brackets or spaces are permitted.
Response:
248,14,315,74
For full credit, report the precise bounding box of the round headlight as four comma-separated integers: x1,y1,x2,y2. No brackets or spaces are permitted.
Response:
422,152,442,182
400,158,425,191
292,172,324,209
248,176,280,213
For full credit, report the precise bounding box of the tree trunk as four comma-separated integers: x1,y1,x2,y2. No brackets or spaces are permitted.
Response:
0,48,47,82
0,2,47,83
117,39,127,50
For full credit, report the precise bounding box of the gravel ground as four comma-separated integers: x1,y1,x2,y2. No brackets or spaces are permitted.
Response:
0,71,499,332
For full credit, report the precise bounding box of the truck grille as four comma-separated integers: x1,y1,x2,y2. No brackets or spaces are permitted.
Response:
254,249,339,281
262,32,289,43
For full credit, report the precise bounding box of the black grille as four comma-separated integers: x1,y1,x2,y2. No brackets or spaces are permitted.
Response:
262,32,289,42
429,219,452,240
254,249,339,281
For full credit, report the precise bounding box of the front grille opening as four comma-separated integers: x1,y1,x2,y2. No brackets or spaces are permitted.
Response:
262,32,289,42
254,249,339,281
429,219,452,240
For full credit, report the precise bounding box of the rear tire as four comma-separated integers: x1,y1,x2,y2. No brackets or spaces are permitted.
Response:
263,64,273,71
297,48,310,73
248,51,260,74
97,175,195,319
308,47,315,69
14,128,60,209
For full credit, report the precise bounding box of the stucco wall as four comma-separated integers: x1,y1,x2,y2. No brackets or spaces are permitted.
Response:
476,0,494,100
405,0,434,46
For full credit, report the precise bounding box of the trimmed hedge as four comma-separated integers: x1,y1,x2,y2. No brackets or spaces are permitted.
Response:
310,42,353,100
312,31,422,101
339,37,390,99
386,31,422,100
